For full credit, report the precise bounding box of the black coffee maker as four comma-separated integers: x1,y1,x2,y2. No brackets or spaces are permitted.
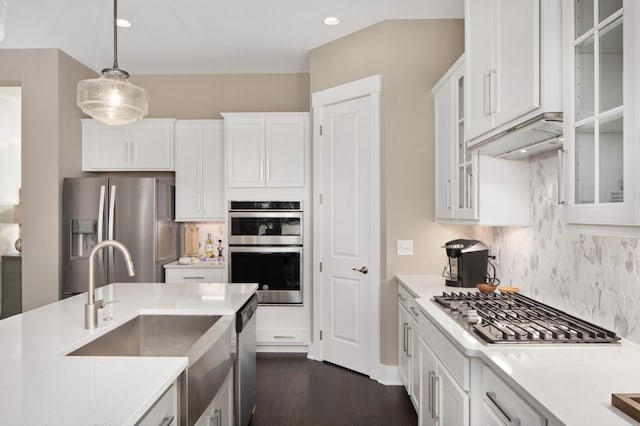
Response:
444,239,489,287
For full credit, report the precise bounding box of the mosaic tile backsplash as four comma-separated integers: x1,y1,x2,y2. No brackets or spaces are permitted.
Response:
472,151,640,344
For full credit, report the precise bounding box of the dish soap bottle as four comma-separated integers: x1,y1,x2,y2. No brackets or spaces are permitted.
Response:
205,233,214,258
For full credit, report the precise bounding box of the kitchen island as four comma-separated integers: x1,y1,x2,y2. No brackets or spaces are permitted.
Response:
0,282,257,425
397,274,640,425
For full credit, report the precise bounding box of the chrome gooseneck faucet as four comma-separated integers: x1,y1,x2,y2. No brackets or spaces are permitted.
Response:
86,240,135,329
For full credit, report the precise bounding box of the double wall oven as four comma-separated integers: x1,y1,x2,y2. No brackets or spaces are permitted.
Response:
228,201,303,305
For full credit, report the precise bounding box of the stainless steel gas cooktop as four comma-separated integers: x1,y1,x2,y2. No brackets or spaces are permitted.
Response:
433,292,620,344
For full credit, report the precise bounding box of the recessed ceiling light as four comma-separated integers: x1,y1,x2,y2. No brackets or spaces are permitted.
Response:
324,16,341,26
520,149,528,153
116,19,132,28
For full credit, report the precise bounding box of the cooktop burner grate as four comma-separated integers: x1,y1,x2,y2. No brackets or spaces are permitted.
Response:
433,292,620,344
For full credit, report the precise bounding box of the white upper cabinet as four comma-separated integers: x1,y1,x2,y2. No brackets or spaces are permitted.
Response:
223,113,308,188
465,0,562,146
563,0,639,226
82,118,175,171
433,55,529,226
175,120,225,221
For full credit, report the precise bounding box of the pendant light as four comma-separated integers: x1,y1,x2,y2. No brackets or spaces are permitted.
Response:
77,0,148,126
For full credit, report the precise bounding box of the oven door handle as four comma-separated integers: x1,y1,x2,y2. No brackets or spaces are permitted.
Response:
229,246,302,254
229,211,302,218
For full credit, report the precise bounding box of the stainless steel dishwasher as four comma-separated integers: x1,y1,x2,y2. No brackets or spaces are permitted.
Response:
235,294,258,426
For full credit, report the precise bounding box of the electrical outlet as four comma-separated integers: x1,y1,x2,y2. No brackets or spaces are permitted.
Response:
397,240,413,256
490,245,500,265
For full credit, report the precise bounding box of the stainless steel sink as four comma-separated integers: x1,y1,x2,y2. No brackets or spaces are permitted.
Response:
68,314,234,426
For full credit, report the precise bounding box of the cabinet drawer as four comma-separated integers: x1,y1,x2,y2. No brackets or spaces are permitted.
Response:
137,380,178,426
257,328,305,344
419,311,470,391
481,366,546,426
164,268,224,283
397,281,413,310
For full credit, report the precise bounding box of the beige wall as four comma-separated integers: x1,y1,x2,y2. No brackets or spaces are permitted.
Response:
130,74,310,119
0,49,309,311
0,49,94,310
310,20,470,365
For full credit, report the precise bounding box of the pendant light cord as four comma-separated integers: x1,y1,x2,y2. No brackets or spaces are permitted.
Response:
112,0,119,69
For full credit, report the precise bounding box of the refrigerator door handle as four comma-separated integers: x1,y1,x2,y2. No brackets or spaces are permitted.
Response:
97,184,107,286
97,185,106,243
108,184,117,281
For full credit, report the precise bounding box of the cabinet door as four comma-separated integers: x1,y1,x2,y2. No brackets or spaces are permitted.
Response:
83,121,129,170
465,0,495,142
129,120,174,170
202,122,225,219
398,302,411,392
226,118,266,187
265,117,305,187
434,74,456,220
175,124,204,220
564,0,633,225
494,0,540,127
137,380,178,426
409,313,421,411
418,337,438,426
438,364,470,426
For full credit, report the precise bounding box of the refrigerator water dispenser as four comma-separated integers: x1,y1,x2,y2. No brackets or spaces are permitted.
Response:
71,219,97,258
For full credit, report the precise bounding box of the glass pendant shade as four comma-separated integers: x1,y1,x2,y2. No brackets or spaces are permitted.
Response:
77,69,148,126
76,0,148,126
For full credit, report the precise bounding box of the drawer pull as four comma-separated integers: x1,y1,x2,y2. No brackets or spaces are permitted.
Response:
485,391,521,425
273,335,296,339
403,323,409,353
409,306,419,317
406,326,412,357
183,276,206,280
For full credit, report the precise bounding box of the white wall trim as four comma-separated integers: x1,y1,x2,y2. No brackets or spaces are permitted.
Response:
310,74,384,383
375,364,402,386
311,75,382,108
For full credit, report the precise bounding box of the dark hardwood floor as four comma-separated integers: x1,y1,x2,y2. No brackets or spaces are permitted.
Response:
249,353,418,426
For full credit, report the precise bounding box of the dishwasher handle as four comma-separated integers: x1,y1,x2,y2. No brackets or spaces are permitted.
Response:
236,293,259,333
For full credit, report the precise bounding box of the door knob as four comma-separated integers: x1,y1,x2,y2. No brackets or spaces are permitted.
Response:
352,266,368,275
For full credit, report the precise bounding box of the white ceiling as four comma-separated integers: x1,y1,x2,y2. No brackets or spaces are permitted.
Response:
0,0,463,74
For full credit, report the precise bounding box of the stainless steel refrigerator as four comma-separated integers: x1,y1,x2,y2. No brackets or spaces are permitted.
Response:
62,177,180,295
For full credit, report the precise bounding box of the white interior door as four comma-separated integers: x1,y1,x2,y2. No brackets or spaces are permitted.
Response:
321,96,371,375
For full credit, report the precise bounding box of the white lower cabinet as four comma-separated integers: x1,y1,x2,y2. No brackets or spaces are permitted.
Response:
479,366,546,426
137,380,178,426
398,285,413,395
418,333,469,426
164,267,225,284
195,368,234,426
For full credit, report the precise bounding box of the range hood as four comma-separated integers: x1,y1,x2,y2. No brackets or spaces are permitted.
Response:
469,112,563,160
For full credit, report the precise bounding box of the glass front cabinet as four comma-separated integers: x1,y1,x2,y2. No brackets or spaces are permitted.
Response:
563,0,639,225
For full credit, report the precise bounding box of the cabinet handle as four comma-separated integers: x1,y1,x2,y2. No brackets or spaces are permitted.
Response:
213,408,222,426
433,375,440,420
158,416,174,426
446,179,452,210
130,141,135,163
484,72,491,115
485,392,521,425
273,335,296,339
557,148,566,205
203,193,207,212
397,293,406,302
406,326,412,358
403,322,409,353
183,276,205,280
467,174,474,208
409,306,419,318
489,69,497,114
428,371,435,417
266,160,271,181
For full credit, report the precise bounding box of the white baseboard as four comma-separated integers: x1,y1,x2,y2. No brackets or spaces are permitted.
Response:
372,364,402,386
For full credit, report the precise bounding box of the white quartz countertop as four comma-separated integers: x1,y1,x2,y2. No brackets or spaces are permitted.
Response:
396,274,640,425
0,282,257,426
163,260,225,269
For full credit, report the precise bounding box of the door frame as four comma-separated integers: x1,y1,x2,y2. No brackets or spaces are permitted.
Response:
309,75,383,381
